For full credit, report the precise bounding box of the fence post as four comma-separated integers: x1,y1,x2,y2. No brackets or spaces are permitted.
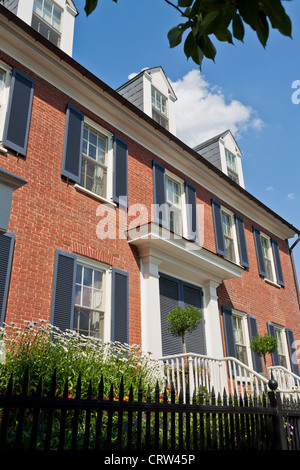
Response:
268,377,288,450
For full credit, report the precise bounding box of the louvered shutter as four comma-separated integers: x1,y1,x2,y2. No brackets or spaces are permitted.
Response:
0,232,15,327
159,275,182,356
185,182,199,242
153,160,167,227
247,315,263,372
235,214,249,268
267,322,280,366
183,283,206,355
222,306,237,358
286,328,300,376
253,226,267,277
111,268,129,343
61,104,84,183
50,250,77,331
113,135,128,207
3,68,34,155
212,199,226,256
271,238,284,286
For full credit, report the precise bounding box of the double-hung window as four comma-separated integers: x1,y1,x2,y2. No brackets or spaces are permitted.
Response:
152,161,199,242
62,103,128,206
51,250,129,344
32,0,62,47
212,199,249,268
261,234,276,283
151,86,168,130
81,124,109,199
232,313,249,366
221,210,237,263
166,175,182,236
74,260,105,339
273,325,288,368
253,226,285,286
225,148,239,184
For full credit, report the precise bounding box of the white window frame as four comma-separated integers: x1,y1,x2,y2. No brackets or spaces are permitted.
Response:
33,0,63,33
165,169,187,238
260,232,277,284
151,86,169,129
225,148,239,184
74,255,112,342
221,206,240,264
273,324,289,370
232,310,252,368
74,118,114,206
0,62,11,149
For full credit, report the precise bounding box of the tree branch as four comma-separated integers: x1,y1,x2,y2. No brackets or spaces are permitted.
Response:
163,0,191,19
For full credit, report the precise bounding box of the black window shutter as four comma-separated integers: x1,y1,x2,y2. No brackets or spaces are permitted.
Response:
222,306,237,358
61,103,84,183
159,275,182,356
153,160,167,227
113,135,128,207
0,232,15,327
267,322,280,366
185,182,199,242
3,68,34,156
111,268,129,343
271,238,285,286
247,315,263,372
235,214,249,268
183,283,206,355
253,226,267,277
286,328,300,376
50,250,77,331
212,199,226,256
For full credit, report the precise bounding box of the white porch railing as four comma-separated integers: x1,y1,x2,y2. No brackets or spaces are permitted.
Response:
158,353,300,402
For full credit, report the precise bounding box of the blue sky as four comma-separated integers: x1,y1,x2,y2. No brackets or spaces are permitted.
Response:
72,0,300,279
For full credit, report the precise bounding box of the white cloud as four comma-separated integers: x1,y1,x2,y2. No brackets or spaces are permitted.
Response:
267,186,274,191
170,70,263,148
287,193,295,200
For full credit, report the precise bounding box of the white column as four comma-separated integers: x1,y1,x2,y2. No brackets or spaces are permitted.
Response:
140,254,162,359
202,280,224,359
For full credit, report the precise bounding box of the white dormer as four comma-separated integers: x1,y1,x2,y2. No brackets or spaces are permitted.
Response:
117,67,177,135
194,130,245,188
3,0,77,56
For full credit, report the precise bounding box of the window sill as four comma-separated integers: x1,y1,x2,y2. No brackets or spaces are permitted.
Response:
74,184,117,207
0,144,8,155
264,278,281,289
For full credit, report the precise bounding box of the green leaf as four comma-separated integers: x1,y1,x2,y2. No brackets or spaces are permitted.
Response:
214,27,233,43
232,13,245,41
168,22,191,48
238,0,259,27
183,30,197,59
84,0,99,16
254,10,269,47
262,0,292,37
198,34,217,61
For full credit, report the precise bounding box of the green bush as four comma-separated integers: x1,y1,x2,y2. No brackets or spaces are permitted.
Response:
250,333,278,372
0,320,165,398
167,305,202,354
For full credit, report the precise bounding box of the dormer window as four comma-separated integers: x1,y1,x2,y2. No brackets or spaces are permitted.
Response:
151,86,168,130
32,0,62,47
225,149,239,184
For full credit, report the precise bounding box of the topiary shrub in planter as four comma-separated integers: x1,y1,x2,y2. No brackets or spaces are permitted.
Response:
250,333,278,376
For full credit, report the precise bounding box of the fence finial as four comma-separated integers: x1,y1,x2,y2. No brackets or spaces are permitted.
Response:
268,372,278,391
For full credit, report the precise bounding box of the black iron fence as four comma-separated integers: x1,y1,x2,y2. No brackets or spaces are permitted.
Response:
0,367,299,452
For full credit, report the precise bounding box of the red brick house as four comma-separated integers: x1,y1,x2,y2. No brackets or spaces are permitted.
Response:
0,1,300,388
